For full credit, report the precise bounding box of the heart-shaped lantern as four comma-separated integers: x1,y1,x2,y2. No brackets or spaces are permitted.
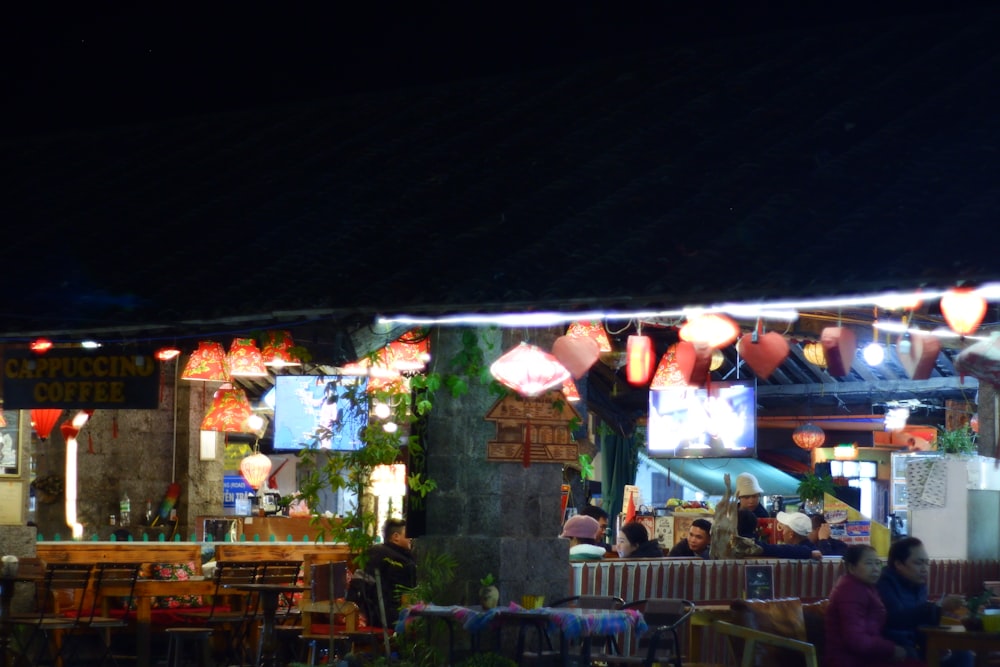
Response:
551,335,600,379
897,331,941,380
821,327,857,377
736,331,789,380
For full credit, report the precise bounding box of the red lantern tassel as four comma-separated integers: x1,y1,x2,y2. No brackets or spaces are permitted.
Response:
523,416,532,468
112,415,119,438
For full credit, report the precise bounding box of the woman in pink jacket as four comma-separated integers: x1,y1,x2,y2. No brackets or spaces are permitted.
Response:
825,544,924,667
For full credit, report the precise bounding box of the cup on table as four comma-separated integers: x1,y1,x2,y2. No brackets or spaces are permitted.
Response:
521,595,545,609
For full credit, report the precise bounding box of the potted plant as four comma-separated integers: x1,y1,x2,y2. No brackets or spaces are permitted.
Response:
796,472,835,515
479,573,499,610
936,426,977,456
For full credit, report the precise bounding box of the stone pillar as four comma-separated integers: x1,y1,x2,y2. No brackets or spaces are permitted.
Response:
419,327,570,608
978,382,997,459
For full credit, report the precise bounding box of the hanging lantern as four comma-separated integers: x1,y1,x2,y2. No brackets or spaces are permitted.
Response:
820,327,857,377
792,423,826,451
490,343,571,397
565,321,612,352
225,338,268,377
551,335,600,379
679,314,740,349
200,383,254,432
710,349,725,371
260,330,302,368
386,335,431,371
181,341,230,381
626,335,655,385
155,347,182,361
0,411,6,428
240,450,272,490
971,413,980,434
802,341,827,368
561,379,581,402
736,331,789,380
940,287,987,336
30,409,63,440
650,342,713,388
59,410,94,441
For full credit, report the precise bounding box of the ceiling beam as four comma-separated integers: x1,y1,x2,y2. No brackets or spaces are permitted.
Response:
758,376,978,400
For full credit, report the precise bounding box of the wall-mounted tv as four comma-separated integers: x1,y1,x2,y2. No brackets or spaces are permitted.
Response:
647,381,756,458
273,375,368,451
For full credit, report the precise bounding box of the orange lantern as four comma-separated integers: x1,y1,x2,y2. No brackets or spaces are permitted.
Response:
181,341,229,382
225,338,268,377
679,314,740,349
490,343,571,397
802,341,827,368
626,335,655,385
940,287,987,336
260,330,302,368
200,383,254,432
792,423,826,451
30,409,63,440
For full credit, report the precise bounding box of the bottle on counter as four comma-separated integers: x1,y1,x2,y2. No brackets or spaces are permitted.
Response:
144,499,153,525
119,491,131,527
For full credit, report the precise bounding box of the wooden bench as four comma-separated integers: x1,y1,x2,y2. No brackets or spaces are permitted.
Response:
37,542,204,573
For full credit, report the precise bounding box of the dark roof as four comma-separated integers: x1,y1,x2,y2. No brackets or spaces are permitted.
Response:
4,4,1000,344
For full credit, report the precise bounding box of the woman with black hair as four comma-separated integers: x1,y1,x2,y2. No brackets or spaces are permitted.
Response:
616,521,664,558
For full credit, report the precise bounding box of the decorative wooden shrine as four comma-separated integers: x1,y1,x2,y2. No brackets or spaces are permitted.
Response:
484,390,581,464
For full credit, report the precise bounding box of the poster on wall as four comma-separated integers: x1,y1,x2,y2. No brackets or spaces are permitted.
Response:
0,411,21,476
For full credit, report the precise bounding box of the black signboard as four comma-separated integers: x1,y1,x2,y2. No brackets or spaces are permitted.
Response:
745,564,774,600
2,347,159,409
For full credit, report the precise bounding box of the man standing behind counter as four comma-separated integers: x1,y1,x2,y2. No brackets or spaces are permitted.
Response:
668,518,712,558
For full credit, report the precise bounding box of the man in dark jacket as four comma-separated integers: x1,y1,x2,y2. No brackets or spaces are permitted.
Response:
668,518,712,558
809,514,848,556
364,518,417,626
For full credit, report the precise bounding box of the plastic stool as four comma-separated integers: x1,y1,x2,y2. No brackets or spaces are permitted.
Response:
165,627,213,667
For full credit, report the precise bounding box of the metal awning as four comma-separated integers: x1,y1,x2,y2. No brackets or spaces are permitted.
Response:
641,453,801,497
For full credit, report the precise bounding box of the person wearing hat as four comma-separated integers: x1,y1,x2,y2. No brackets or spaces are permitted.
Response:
560,515,606,561
810,513,848,556
735,472,769,519
730,510,822,560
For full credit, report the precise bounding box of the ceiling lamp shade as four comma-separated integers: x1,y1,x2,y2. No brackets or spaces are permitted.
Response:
820,327,857,377
181,341,230,382
566,321,612,352
626,335,655,385
200,383,254,432
225,338,268,377
260,330,302,368
792,423,826,451
240,450,272,490
940,287,987,336
802,341,827,368
552,334,600,379
490,343,571,397
561,379,581,402
650,341,713,388
736,331,789,380
679,314,740,349
30,408,63,440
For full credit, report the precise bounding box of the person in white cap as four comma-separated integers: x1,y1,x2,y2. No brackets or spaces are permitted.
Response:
730,510,822,560
735,472,769,519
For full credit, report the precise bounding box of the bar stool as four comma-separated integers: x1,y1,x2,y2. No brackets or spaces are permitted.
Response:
165,627,213,667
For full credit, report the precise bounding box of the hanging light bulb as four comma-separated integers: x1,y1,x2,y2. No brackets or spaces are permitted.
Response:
863,342,885,366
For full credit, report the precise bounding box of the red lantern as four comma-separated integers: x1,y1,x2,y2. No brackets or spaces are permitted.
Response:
650,342,713,388
626,335,654,385
565,321,612,352
792,423,826,451
490,343,571,397
200,383,254,432
30,409,63,440
552,335,600,379
181,341,230,382
260,330,303,368
225,338,268,377
940,287,987,336
737,331,789,380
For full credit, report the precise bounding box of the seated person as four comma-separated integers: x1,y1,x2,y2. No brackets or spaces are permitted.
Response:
810,514,848,556
365,518,417,626
616,522,664,558
668,518,711,558
561,515,606,561
730,510,821,560
578,505,612,551
736,472,769,518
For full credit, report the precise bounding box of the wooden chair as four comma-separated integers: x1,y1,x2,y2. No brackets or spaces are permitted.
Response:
713,620,819,667
8,563,93,666
80,562,142,667
175,560,259,666
593,598,695,667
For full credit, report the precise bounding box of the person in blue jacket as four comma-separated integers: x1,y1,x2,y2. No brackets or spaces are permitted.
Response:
876,537,972,667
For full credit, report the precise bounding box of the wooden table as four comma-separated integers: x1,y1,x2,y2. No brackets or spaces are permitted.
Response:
100,578,218,667
500,605,648,667
922,626,1000,667
226,582,304,667
689,604,731,664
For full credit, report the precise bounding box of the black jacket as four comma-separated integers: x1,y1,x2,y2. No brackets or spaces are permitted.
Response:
365,541,417,626
629,540,665,558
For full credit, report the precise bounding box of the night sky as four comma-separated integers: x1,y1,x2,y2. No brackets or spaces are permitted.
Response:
2,2,976,137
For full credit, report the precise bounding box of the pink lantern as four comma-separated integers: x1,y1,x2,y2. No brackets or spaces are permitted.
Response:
736,331,789,380
240,451,272,490
820,327,857,377
490,343,571,397
626,335,655,385
552,335,600,379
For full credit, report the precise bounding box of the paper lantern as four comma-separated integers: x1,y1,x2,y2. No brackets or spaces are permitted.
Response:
240,451,272,490
679,314,740,349
181,341,229,382
30,409,63,440
226,338,268,377
802,341,827,368
955,331,1000,385
552,335,600,379
200,383,254,432
490,343,571,397
650,341,713,388
737,331,789,380
565,321,612,352
386,336,430,371
561,379,581,402
260,330,302,367
896,331,941,380
625,335,655,385
971,414,980,434
940,287,987,336
792,423,826,451
820,327,857,377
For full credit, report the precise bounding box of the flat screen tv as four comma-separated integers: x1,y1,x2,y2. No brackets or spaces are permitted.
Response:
647,381,756,458
273,375,368,451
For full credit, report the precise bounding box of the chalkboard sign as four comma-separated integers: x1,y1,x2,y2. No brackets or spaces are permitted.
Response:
745,564,774,600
